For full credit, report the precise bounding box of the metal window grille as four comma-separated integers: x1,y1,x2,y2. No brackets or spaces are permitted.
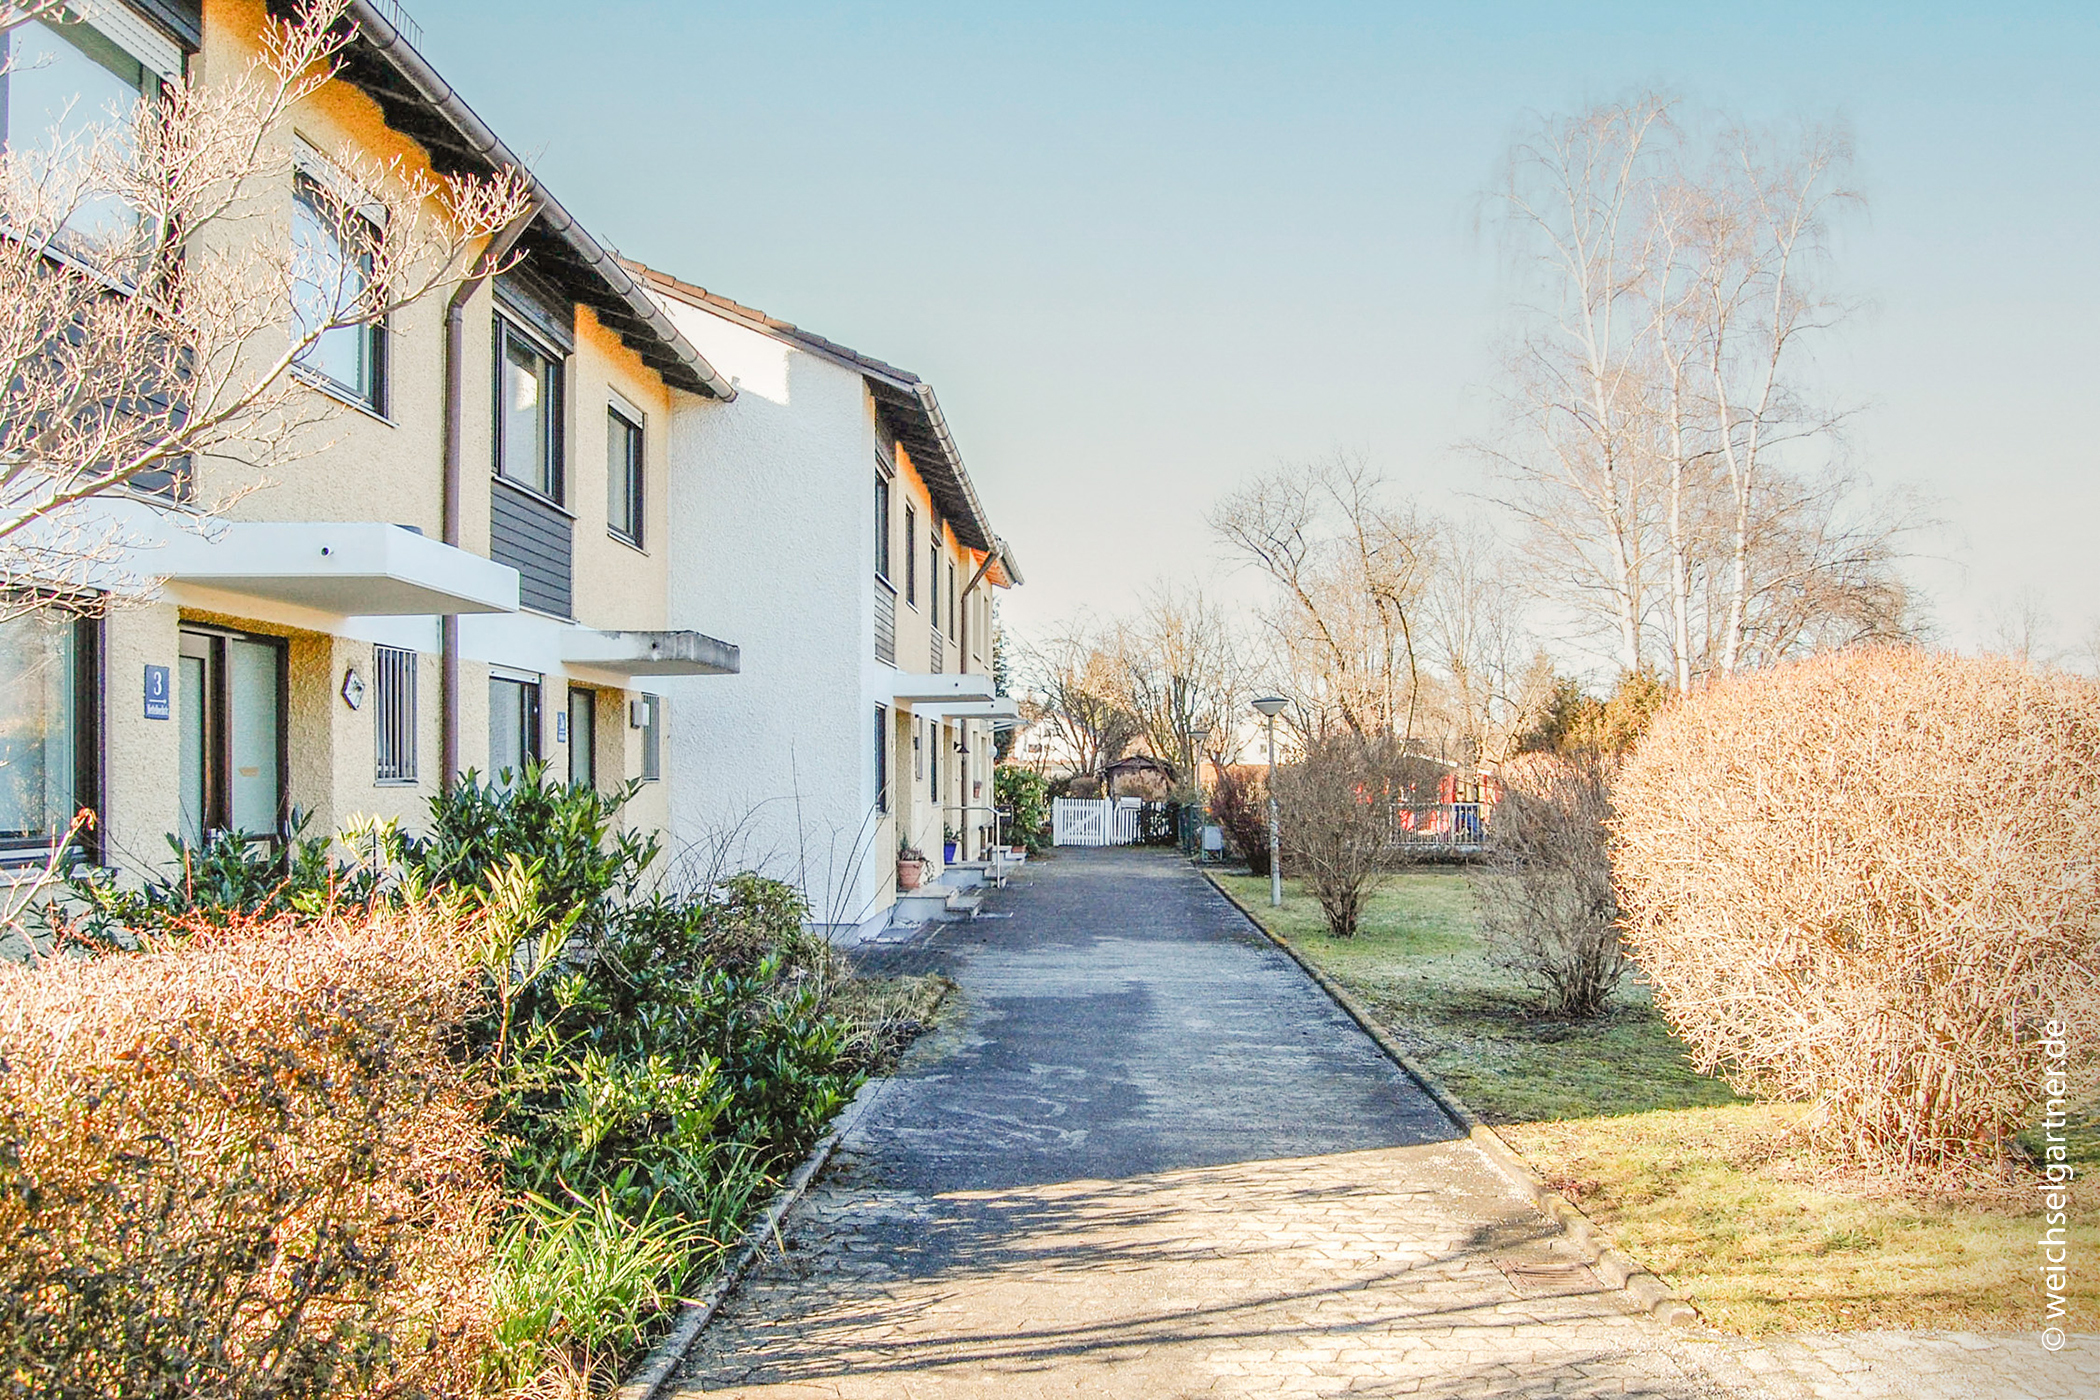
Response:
373,645,417,783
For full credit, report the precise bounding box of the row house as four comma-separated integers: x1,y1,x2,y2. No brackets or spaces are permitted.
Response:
0,0,1017,940
633,266,1021,937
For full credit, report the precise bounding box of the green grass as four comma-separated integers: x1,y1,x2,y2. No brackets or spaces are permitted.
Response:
1217,872,1741,1123
1214,869,2100,1336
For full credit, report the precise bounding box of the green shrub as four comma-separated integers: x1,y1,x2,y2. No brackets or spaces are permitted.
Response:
995,765,1052,851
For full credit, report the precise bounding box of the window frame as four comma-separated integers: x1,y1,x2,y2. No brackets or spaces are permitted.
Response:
290,167,388,415
568,687,597,790
176,624,288,845
606,400,645,548
637,692,662,782
874,704,890,814
488,673,542,789
0,608,101,865
372,644,417,786
873,471,892,582
903,504,918,607
492,314,566,505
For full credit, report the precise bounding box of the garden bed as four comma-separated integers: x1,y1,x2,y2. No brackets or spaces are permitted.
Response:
1216,870,2100,1336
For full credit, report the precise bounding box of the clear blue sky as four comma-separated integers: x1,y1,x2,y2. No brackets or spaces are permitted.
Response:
418,1,2100,659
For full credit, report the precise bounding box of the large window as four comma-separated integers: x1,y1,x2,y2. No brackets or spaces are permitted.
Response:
495,318,563,501
873,472,892,580
0,610,96,859
373,645,416,785
0,19,152,250
607,403,644,546
292,169,386,411
178,628,284,845
488,674,540,789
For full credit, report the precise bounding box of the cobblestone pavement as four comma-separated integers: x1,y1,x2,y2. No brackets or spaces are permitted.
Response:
667,849,2097,1399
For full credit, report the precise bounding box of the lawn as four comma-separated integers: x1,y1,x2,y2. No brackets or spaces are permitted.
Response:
1214,870,2100,1336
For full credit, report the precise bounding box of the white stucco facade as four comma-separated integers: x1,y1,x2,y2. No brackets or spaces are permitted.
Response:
648,278,1018,936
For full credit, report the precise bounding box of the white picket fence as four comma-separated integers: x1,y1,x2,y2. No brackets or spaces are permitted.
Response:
1052,796,1142,847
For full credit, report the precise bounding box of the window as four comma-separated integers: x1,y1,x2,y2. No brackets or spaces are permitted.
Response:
873,705,889,813
488,674,540,790
947,559,958,639
0,609,97,860
373,645,416,784
1,19,152,250
929,721,941,804
607,403,644,546
495,318,563,501
912,716,923,780
568,688,596,790
904,505,918,606
635,693,662,781
178,628,285,844
873,472,891,580
292,170,385,411
929,529,941,625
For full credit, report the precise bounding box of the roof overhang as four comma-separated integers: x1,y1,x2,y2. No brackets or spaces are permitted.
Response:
881,672,995,705
310,2,735,401
155,519,517,615
561,628,739,677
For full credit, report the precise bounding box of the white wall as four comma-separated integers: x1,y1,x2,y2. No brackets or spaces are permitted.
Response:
656,299,893,929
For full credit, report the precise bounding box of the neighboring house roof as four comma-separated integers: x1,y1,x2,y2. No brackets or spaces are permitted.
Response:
284,1,735,401
626,260,1014,564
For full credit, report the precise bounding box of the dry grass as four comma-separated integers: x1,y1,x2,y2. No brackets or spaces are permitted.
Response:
1616,649,2100,1180
0,904,494,1399
1219,869,2100,1335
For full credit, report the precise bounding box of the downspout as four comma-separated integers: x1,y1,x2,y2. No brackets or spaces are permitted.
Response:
440,201,540,786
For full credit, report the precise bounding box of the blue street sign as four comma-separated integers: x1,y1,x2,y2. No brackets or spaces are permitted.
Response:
144,664,171,720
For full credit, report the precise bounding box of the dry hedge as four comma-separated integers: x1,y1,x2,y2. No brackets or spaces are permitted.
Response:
1614,649,2100,1179
0,904,495,1399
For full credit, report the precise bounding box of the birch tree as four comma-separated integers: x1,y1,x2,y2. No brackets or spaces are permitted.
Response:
1110,583,1250,784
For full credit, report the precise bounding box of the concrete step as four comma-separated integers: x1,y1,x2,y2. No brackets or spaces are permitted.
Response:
892,881,984,925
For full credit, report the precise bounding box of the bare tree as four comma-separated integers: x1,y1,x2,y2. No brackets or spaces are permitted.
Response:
1486,97,1918,689
0,0,534,614
1211,455,1435,742
1015,621,1140,779
1109,582,1250,787
1417,520,1554,763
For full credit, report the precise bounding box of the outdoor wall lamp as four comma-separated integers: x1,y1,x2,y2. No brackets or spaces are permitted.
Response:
1251,696,1289,907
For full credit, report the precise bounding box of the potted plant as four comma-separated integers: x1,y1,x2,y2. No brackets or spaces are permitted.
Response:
943,823,960,864
898,842,928,891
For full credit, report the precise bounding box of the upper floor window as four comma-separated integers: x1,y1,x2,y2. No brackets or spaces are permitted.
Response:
607,400,643,546
495,317,563,501
292,169,386,412
873,471,892,581
947,559,958,640
1,18,154,251
903,505,918,607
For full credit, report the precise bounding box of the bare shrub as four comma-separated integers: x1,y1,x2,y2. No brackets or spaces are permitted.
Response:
1208,763,1271,875
1614,649,2100,1180
0,903,494,1398
1275,737,1441,937
1476,751,1625,1018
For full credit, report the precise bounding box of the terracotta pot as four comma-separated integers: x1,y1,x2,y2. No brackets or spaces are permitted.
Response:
898,859,926,891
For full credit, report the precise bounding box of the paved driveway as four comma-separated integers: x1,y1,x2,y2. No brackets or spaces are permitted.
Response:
667,848,2093,1399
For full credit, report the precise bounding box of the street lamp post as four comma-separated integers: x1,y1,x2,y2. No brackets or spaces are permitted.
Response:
1252,696,1289,907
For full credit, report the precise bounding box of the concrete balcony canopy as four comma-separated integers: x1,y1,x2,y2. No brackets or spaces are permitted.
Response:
156,519,518,616
913,696,1021,723
562,628,740,676
881,672,995,705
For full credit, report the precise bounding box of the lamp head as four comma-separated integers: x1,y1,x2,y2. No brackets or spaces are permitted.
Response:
1251,695,1289,719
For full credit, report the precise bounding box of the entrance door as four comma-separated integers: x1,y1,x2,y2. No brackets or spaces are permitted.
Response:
178,628,286,845
489,674,540,789
567,688,595,790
